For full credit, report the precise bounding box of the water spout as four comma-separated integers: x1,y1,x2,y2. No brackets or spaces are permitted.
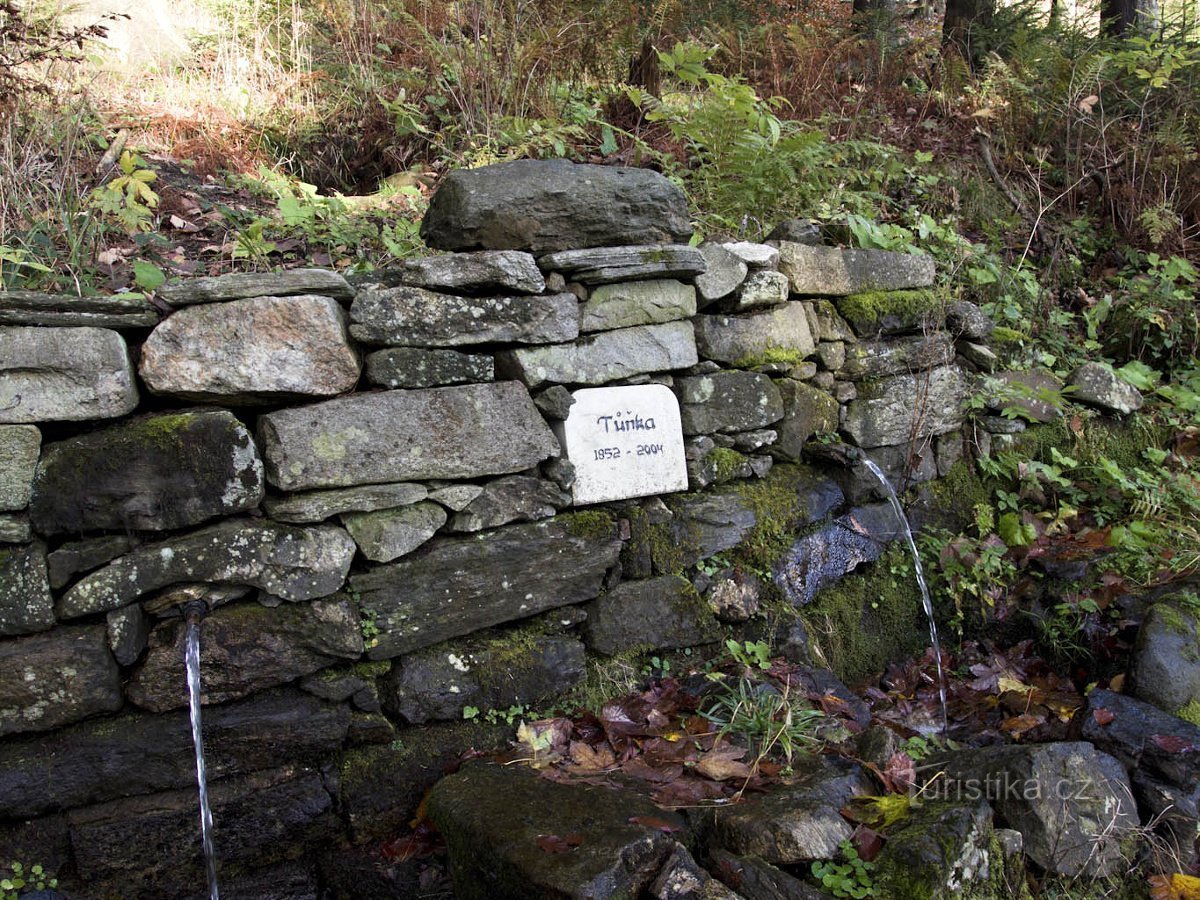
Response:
860,459,949,736
184,601,220,900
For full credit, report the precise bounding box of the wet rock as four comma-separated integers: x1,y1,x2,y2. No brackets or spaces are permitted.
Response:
106,603,149,665
656,490,758,572
158,268,354,305
421,159,692,253
872,799,995,900
832,441,938,504
46,535,138,589
58,519,356,619
842,366,966,448
381,250,545,295
126,595,362,711
732,430,777,452
259,382,559,490
496,321,698,388
695,242,749,305
766,219,823,245
652,843,741,900
774,506,904,606
1068,362,1144,416
676,371,784,435
840,333,955,380
264,481,428,524
983,370,1064,423
778,244,935,297
351,516,621,658
427,762,687,900
537,244,707,285
580,279,697,333
722,241,781,269
448,475,568,532
731,270,790,311
1130,600,1200,716
349,286,578,346
815,341,845,372
693,304,815,365
584,575,721,655
140,295,361,403
342,501,447,563
924,742,1137,877
0,625,122,737
382,634,585,723
0,326,138,423
945,300,993,341
770,380,839,460
0,541,53,636
30,409,264,535
695,757,870,863
709,849,828,899
0,290,159,328
364,346,494,388
427,483,484,512
0,687,348,817
0,425,39,511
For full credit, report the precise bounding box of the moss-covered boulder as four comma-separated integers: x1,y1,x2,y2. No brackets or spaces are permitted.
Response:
872,799,997,900
1130,599,1200,718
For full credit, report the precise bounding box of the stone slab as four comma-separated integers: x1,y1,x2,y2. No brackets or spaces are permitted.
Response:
263,482,428,524
777,243,935,296
579,279,696,333
693,303,815,366
158,268,354,305
0,425,40,511
536,245,706,285
0,291,159,328
364,347,494,389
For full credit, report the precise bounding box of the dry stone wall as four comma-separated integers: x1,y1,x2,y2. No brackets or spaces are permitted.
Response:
0,159,1022,896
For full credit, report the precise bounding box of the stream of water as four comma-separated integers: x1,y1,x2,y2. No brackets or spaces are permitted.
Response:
860,459,949,735
185,611,220,900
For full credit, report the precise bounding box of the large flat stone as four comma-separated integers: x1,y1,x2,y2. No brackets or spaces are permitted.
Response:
57,519,356,619
0,326,138,423
381,250,545,295
125,596,363,711
777,243,935,296
496,321,697,388
842,365,966,448
30,409,264,535
139,294,361,403
583,575,720,655
676,371,783,435
580,279,696,333
693,303,815,365
0,291,159,328
258,382,560,490
264,482,428,524
420,159,692,253
350,516,622,658
538,244,706,286
447,475,567,532
0,541,54,636
364,347,494,388
840,333,955,380
0,625,122,737
350,286,578,346
158,268,354,305
0,425,40,511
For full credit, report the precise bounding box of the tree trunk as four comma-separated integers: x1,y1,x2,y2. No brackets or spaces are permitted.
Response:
942,0,994,64
1101,0,1159,35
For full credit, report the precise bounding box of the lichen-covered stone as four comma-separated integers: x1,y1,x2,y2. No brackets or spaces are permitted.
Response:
842,366,966,448
730,270,789,311
350,286,578,347
1068,362,1144,415
58,519,356,619
420,159,692,252
264,481,428,524
579,279,696,333
448,475,568,533
0,542,53,636
427,483,484,512
496,321,697,388
777,243,935,296
771,380,839,460
537,245,707,285
695,242,748,305
721,241,780,269
0,425,40,511
0,514,30,543
693,303,815,366
125,596,363,711
350,516,621,658
583,575,720,655
945,300,993,341
30,409,264,535
676,371,784,435
106,603,149,666
983,369,1064,423
0,326,138,423
158,268,354,305
0,625,122,736
258,383,560,490
379,250,545,295
871,799,995,900
840,333,955,380
46,535,139,589
140,295,361,403
364,346,494,388
342,502,447,563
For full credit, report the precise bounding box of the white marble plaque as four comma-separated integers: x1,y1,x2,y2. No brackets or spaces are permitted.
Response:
554,385,688,505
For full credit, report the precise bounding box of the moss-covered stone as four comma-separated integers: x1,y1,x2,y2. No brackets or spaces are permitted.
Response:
834,289,944,337
710,447,751,484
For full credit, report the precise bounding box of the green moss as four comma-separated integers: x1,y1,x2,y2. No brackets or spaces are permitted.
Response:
124,411,198,450
836,289,942,334
733,463,821,577
989,326,1026,345
710,447,749,484
1015,415,1167,472
1177,698,1200,726
733,346,808,369
563,509,617,541
354,660,392,679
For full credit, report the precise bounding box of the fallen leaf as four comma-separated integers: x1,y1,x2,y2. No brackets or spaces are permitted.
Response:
628,815,682,833
1077,94,1099,114
537,833,583,854
1093,708,1116,726
1151,734,1199,754
1001,713,1044,737
1149,873,1200,900
568,740,616,772
851,825,885,862
695,742,752,781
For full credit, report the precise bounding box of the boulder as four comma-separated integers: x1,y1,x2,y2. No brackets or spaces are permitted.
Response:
0,326,138,423
0,542,54,636
1130,600,1200,717
496,321,698,388
447,474,568,532
537,245,707,285
379,250,545,295
833,290,945,338
808,300,857,342
349,286,578,346
840,333,955,380
693,303,815,366
258,382,560,490
351,515,622,658
106,603,149,666
0,290,158,328
427,762,687,900
1078,688,1200,792
0,625,122,737
421,159,692,253
579,279,697,333
263,482,428,524
766,219,822,245
709,849,828,899
583,575,721,655
1068,362,1144,416
125,596,363,711
774,505,904,606
983,370,1064,423
139,295,361,403
842,366,967,448
30,409,264,535
695,242,749,305
871,799,996,900
364,346,494,388
57,519,356,619
342,501,447,563
158,268,354,305
0,425,40,510
777,243,935,296
676,371,784,435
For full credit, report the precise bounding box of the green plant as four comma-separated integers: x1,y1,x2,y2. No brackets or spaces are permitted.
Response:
703,674,826,766
811,840,875,898
1,860,57,900
726,638,771,671
89,151,160,234
1101,253,1199,375
359,607,380,650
